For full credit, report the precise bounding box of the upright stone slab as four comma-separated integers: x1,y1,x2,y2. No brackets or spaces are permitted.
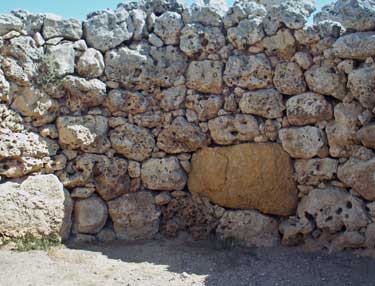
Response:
188,143,297,216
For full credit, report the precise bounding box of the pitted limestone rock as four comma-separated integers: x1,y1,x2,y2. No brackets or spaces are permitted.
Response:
188,143,297,216
141,157,187,191
83,8,134,52
338,157,375,201
62,76,107,111
154,11,183,45
294,158,338,186
185,93,224,121
286,92,333,126
348,65,375,109
186,60,223,94
331,32,375,60
298,188,369,233
239,88,285,119
110,123,155,161
42,14,82,40
273,61,306,95
0,13,23,36
208,114,259,145
217,210,280,247
180,23,225,58
108,191,160,240
279,126,326,159
157,116,209,154
227,17,265,50
56,115,109,153
223,53,272,90
105,89,150,114
76,48,105,79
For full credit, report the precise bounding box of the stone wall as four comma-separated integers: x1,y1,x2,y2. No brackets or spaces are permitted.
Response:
1,0,375,251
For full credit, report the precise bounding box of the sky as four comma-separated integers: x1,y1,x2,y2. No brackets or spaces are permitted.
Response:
0,0,334,19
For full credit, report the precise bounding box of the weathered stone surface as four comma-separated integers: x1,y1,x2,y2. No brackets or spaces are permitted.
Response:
0,174,72,240
338,157,375,200
227,17,264,49
105,89,149,114
110,123,155,161
180,23,225,57
141,157,187,191
0,14,23,36
83,9,133,52
223,53,272,90
186,93,223,121
183,2,224,27
188,143,297,216
331,32,375,60
279,216,313,246
186,60,223,94
223,0,266,28
216,210,280,247
76,48,105,79
286,93,333,126
0,69,10,102
43,14,82,40
279,127,326,159
273,62,306,95
357,125,375,149
157,117,209,153
294,158,338,185
305,65,347,100
56,116,109,153
239,89,285,119
348,65,375,109
74,195,108,234
154,11,183,45
208,114,259,145
314,0,375,32
298,188,369,232
108,192,161,240
62,76,106,110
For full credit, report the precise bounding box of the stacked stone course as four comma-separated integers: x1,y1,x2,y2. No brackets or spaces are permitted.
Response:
1,0,375,251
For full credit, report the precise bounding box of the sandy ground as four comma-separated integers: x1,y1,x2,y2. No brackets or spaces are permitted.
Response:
1,238,375,286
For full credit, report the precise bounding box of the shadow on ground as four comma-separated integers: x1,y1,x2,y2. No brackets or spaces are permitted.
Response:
68,238,375,286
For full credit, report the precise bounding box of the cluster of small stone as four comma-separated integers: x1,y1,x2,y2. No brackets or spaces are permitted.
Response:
1,0,375,251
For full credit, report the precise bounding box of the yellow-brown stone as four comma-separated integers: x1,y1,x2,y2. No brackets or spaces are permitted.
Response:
188,143,297,216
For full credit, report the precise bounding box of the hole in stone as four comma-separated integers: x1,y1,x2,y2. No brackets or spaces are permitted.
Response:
346,201,352,209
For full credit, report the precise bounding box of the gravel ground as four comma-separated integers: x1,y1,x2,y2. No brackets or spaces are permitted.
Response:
1,238,375,286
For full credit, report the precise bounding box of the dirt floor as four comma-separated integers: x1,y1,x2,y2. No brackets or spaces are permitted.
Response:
1,237,375,286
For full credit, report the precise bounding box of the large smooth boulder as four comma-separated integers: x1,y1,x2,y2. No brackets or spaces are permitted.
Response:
0,174,72,240
188,143,297,216
108,192,160,240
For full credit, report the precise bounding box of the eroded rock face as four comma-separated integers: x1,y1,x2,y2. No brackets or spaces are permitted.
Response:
331,32,375,60
294,158,338,185
0,175,72,240
189,144,297,216
216,210,280,247
357,125,375,149
273,62,306,95
76,48,105,78
348,65,375,109
141,157,187,191
43,14,82,40
108,192,160,240
154,11,183,45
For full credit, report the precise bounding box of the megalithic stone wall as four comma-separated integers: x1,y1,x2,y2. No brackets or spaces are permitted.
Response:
1,0,375,251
